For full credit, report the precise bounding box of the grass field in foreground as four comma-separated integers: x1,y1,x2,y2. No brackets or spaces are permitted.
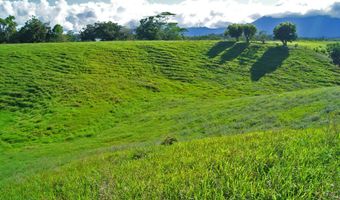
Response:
0,40,339,197
1,126,339,199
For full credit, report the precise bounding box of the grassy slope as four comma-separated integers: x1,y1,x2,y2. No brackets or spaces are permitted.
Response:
0,41,339,191
1,41,339,144
2,127,339,199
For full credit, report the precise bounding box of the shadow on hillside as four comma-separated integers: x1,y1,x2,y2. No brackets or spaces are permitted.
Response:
251,47,289,81
220,42,249,63
238,45,262,65
207,41,235,58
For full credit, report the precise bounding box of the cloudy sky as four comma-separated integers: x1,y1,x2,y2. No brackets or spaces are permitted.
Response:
0,0,340,31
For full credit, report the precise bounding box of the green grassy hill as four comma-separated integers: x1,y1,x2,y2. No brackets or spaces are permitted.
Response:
0,41,339,198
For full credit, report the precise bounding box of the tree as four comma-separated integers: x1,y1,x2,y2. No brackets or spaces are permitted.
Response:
327,43,340,66
0,15,17,43
161,22,186,40
65,31,80,42
226,24,243,41
136,12,184,40
80,24,97,41
273,22,297,46
17,17,49,43
243,24,257,43
47,24,64,42
257,31,271,44
80,25,96,41
136,16,158,40
80,22,127,41
119,27,134,40
95,22,122,41
136,15,165,40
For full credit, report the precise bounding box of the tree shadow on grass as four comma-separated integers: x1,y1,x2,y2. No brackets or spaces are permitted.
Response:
251,46,289,81
207,41,235,58
220,42,249,64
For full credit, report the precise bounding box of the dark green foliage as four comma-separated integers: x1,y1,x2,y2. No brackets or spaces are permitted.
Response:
273,22,298,46
80,24,96,41
161,136,178,146
0,15,17,43
16,17,49,43
80,22,128,41
243,24,257,43
226,24,243,41
0,16,76,43
327,43,340,66
17,17,48,43
136,12,185,40
136,15,165,40
131,150,148,160
47,24,64,42
95,22,122,41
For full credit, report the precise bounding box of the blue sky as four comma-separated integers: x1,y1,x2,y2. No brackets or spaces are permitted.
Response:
1,0,339,30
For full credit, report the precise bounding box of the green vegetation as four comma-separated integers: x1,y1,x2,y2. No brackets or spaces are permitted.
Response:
80,22,131,41
0,16,68,43
243,24,257,43
136,12,186,40
17,17,51,43
1,127,338,199
0,12,186,43
327,43,340,66
0,15,17,43
274,22,298,46
225,24,244,41
256,31,272,44
0,40,339,198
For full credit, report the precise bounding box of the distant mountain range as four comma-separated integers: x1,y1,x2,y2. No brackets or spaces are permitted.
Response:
185,15,340,38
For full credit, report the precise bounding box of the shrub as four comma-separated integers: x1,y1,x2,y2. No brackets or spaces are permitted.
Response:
131,150,148,160
161,136,178,146
327,43,340,66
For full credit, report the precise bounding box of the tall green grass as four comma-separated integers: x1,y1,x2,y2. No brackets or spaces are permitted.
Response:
1,126,338,199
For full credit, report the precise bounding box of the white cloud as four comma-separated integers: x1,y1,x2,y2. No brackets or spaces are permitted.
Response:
0,0,339,31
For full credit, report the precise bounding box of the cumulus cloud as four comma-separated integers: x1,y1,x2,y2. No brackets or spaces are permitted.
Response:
0,0,339,31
